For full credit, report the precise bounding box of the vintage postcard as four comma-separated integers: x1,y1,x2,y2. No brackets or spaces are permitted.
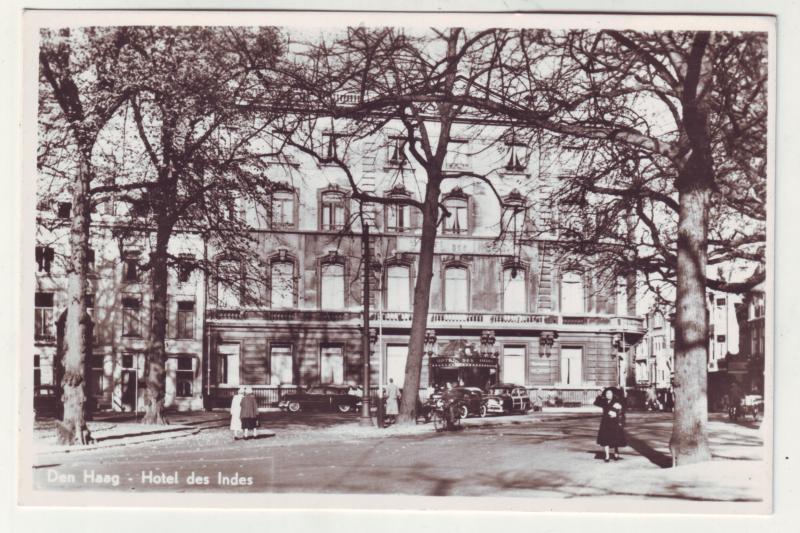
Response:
18,9,774,515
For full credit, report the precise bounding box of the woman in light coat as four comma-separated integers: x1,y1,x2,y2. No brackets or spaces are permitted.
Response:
230,387,244,440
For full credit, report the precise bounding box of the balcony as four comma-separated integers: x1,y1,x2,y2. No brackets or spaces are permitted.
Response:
207,307,645,333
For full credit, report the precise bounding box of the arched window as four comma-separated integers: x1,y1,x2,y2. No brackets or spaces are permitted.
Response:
442,197,469,235
444,266,468,311
320,263,345,309
216,260,241,308
386,265,411,311
271,189,295,229
320,190,347,231
271,261,294,308
560,272,584,314
503,267,526,313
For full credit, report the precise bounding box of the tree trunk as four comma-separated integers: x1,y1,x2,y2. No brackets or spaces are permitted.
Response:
141,233,170,425
669,186,712,465
397,178,441,424
56,153,92,445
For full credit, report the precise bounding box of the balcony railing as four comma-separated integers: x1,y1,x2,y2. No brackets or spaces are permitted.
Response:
207,307,645,333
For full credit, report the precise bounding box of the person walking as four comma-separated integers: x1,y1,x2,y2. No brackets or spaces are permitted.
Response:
385,378,400,425
239,386,259,439
229,386,244,440
594,387,627,462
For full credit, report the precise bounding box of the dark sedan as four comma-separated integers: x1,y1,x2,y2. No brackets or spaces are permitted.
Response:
439,386,487,418
278,385,361,413
484,384,532,415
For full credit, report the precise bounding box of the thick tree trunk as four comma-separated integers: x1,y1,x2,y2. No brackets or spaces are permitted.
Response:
141,233,169,425
396,178,441,424
669,186,712,465
56,153,92,445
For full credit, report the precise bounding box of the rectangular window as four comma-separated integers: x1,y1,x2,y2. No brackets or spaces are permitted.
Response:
57,202,72,219
34,292,55,339
176,301,195,339
270,344,294,385
271,261,294,309
122,296,142,337
320,192,346,231
217,344,240,386
34,354,41,389
502,346,526,385
35,246,54,273
320,345,344,385
503,268,526,313
387,137,406,165
444,267,468,311
560,347,583,386
560,272,584,314
86,248,95,272
386,345,408,387
217,261,241,308
175,356,194,397
386,204,411,232
386,265,411,311
271,191,295,229
178,254,194,283
123,254,139,282
320,263,345,309
442,200,468,234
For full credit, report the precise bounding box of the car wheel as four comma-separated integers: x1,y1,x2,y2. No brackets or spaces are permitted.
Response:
479,404,488,418
337,404,352,413
459,405,469,419
288,401,301,413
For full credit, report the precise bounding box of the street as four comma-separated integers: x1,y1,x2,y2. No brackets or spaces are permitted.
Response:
31,412,766,501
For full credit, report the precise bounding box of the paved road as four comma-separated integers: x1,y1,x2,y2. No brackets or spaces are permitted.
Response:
31,412,765,500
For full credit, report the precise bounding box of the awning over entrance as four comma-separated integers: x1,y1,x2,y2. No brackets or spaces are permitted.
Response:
430,339,499,369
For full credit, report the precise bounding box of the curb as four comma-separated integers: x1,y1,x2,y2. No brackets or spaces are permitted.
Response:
33,427,201,457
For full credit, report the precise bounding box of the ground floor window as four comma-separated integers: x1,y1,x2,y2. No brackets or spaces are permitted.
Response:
34,354,41,389
270,344,294,385
217,344,240,386
320,345,344,384
386,345,408,387
169,356,194,398
560,347,583,385
502,346,526,385
90,355,110,400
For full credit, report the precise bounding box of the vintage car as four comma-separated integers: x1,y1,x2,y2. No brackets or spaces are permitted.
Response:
278,385,362,413
437,386,487,418
484,384,532,415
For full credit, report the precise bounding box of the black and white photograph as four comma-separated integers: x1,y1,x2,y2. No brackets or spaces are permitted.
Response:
16,8,777,517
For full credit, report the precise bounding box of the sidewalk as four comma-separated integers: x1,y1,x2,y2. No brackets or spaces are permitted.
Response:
33,406,599,456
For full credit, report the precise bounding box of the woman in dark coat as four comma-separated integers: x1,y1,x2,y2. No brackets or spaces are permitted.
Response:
594,387,627,462
239,386,259,439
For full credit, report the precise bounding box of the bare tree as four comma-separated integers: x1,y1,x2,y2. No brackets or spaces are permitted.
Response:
491,30,767,465
39,27,134,444
90,26,284,424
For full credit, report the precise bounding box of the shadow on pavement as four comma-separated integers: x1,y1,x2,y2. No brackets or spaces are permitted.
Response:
624,431,673,468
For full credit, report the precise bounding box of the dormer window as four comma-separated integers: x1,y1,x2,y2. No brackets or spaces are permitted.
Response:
323,132,349,161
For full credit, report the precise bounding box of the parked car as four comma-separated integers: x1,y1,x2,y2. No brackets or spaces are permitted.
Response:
278,385,362,413
442,386,487,418
484,384,532,415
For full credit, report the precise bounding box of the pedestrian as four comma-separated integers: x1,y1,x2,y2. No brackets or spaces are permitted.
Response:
239,386,258,439
385,378,400,425
594,387,627,462
229,386,244,440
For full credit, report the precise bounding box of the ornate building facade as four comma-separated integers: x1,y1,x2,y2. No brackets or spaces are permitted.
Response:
34,121,647,412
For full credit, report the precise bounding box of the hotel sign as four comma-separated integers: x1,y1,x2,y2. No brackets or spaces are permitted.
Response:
430,356,499,369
